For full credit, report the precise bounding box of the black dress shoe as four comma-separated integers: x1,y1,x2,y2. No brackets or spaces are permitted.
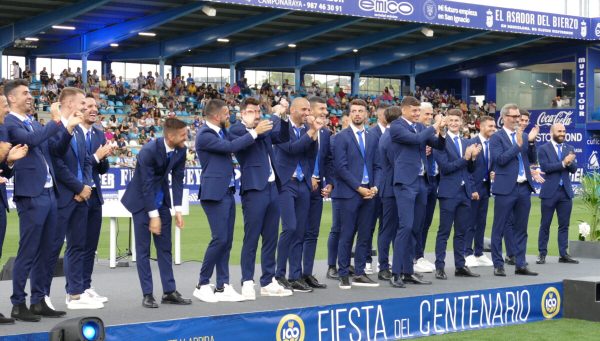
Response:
304,275,327,289
339,276,351,289
536,255,546,264
162,291,192,305
403,273,432,284
275,277,293,291
142,294,158,308
435,269,447,280
290,279,313,293
494,267,506,277
0,313,15,325
413,272,424,279
30,299,66,318
378,269,392,281
352,274,379,287
515,267,538,276
455,267,480,277
505,256,516,265
326,266,339,280
390,275,405,288
11,303,41,322
349,265,356,276
559,254,579,264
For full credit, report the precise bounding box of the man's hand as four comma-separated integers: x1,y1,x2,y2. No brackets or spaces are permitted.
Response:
369,187,378,197
464,144,473,160
471,144,482,159
7,144,28,163
73,194,84,202
254,119,273,135
175,212,184,229
490,171,495,181
279,98,289,121
66,112,84,133
50,102,61,122
531,168,545,184
528,125,540,142
149,217,162,235
425,145,432,156
563,152,576,166
321,184,333,198
515,128,523,147
95,143,113,160
357,187,373,199
311,177,319,192
0,177,8,184
79,185,92,200
0,142,11,162
471,192,480,200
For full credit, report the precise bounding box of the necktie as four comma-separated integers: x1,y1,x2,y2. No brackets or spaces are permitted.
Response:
155,150,174,208
511,132,525,177
484,140,490,172
294,127,304,181
71,134,83,182
356,130,369,184
219,129,235,187
85,131,92,155
557,144,563,186
411,123,417,133
23,119,34,132
453,136,462,158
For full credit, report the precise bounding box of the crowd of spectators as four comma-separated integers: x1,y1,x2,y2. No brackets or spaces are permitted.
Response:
1,70,498,168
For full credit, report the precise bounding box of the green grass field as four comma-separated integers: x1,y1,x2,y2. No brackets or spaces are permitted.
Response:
0,197,590,266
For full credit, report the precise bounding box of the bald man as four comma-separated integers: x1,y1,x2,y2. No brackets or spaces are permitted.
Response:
536,123,578,265
273,97,322,293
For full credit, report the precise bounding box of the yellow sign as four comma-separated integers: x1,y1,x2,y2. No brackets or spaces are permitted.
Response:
276,314,305,341
541,287,561,319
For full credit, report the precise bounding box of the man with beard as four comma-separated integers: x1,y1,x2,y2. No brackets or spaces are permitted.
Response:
536,123,579,265
334,99,381,289
194,99,271,303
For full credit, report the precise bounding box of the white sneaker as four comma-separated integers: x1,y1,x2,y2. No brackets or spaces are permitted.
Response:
215,284,245,302
424,258,436,271
193,284,218,303
66,294,104,310
45,296,56,310
465,255,478,268
241,280,256,301
365,263,373,275
260,278,293,297
476,254,494,267
415,258,434,273
85,287,108,303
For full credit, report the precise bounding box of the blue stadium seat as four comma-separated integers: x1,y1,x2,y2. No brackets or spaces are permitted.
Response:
115,101,124,107
107,100,115,107
99,108,108,115
116,109,124,115
108,108,116,115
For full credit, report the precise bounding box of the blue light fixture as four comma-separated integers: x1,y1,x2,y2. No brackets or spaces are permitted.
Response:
49,317,105,341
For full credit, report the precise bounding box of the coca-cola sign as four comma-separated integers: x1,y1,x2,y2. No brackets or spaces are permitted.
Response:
535,110,574,127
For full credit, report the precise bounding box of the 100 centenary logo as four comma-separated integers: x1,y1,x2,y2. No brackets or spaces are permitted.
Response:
541,287,561,319
276,314,306,341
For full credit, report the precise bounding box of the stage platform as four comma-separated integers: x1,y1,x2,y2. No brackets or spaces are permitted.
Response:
0,254,595,340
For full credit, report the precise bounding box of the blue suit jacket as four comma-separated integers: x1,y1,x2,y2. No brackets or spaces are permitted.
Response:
229,118,290,195
388,118,445,186
538,142,577,199
88,126,110,204
312,128,334,185
377,131,397,198
331,127,381,199
196,124,255,201
489,128,537,195
121,137,186,214
433,135,475,199
468,136,491,197
5,114,71,198
0,126,14,211
50,126,93,208
273,121,318,190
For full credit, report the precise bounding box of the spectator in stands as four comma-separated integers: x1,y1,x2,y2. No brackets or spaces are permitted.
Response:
40,67,49,85
136,72,146,90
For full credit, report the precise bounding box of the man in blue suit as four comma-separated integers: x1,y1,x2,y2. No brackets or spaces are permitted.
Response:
414,103,438,273
229,97,292,300
333,99,381,289
326,114,350,280
464,116,496,268
121,118,192,308
432,109,481,280
273,97,321,293
5,80,79,321
0,93,29,325
376,106,402,282
489,103,539,277
46,88,100,311
389,96,445,287
536,123,579,265
365,104,388,275
303,96,333,289
194,99,271,303
79,96,113,303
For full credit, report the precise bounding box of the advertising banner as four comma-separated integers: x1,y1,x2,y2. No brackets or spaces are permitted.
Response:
205,0,596,40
